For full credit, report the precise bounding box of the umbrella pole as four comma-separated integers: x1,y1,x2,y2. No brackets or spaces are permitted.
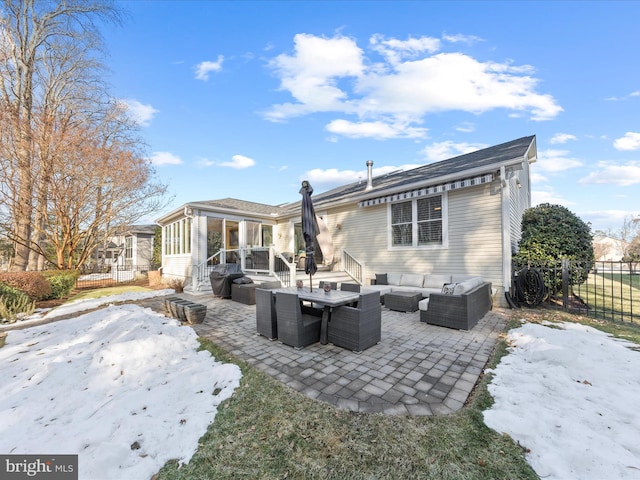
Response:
309,273,313,291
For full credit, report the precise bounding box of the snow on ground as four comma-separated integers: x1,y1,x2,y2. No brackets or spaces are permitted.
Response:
2,289,640,479
483,321,640,480
0,296,241,480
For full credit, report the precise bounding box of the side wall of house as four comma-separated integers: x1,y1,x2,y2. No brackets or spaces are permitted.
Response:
327,181,504,298
135,234,155,268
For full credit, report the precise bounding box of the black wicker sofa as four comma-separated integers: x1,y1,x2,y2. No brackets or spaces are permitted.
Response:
419,280,492,330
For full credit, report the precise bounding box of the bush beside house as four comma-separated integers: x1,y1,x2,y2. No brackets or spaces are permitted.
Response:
0,270,79,323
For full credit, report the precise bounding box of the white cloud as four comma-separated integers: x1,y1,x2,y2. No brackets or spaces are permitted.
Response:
325,119,427,140
119,99,158,127
264,33,562,132
195,55,224,81
369,34,441,65
455,122,475,133
441,33,484,45
304,163,420,186
219,154,256,169
550,133,577,144
614,132,640,151
579,161,640,186
534,149,583,173
532,186,574,207
580,210,638,232
265,34,364,121
530,172,548,184
196,157,215,167
150,151,183,166
419,140,487,162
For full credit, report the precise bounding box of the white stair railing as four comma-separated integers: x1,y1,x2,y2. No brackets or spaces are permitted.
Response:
341,249,365,285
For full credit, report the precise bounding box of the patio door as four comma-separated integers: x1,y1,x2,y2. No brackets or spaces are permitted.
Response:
294,223,324,264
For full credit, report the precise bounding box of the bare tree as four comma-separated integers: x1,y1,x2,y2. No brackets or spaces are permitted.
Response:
619,215,640,260
0,0,120,270
11,99,169,270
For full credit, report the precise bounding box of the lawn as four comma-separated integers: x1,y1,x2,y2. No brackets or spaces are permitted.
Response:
156,320,538,480
573,272,640,321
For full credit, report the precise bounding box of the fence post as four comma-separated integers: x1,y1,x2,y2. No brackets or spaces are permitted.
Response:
561,259,569,311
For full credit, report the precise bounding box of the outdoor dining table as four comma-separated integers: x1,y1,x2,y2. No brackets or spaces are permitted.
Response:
275,286,361,345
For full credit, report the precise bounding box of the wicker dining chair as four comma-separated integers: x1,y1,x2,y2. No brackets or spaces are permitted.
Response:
275,292,322,349
256,288,278,339
328,291,381,352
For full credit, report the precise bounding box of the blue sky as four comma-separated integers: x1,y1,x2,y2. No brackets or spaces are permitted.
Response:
102,1,640,233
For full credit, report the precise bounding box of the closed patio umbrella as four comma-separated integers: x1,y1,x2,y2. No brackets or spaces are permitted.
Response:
300,180,318,290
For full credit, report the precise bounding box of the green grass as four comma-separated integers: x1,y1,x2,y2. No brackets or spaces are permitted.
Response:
66,285,153,303
596,272,640,289
573,273,640,320
156,321,538,480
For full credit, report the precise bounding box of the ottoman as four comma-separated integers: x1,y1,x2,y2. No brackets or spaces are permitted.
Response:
232,283,259,305
384,291,422,312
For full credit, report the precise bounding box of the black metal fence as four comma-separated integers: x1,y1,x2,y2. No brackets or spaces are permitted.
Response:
76,265,157,289
510,259,639,323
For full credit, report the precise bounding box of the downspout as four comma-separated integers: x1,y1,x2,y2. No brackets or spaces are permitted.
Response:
500,165,512,302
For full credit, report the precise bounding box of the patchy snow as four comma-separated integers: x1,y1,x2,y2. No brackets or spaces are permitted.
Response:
483,321,640,479
0,298,241,480
3,288,640,479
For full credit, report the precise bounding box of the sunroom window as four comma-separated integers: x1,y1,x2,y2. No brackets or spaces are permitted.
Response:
163,218,192,255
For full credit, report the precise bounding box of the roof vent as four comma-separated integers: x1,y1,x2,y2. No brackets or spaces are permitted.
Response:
366,160,373,191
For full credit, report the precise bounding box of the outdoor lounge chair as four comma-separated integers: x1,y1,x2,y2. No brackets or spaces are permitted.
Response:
275,291,321,349
328,291,381,352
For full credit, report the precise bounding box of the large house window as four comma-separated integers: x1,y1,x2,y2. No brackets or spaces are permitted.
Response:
163,218,192,255
390,195,444,248
124,237,133,268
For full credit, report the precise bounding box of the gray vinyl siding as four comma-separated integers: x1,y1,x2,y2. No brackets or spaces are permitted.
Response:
135,235,154,266
508,174,528,253
330,181,503,288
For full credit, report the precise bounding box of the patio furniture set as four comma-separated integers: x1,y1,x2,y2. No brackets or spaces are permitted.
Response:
209,265,280,305
365,272,493,331
208,264,492,349
256,283,382,353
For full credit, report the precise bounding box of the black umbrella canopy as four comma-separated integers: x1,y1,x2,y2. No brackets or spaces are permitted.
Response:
300,180,318,280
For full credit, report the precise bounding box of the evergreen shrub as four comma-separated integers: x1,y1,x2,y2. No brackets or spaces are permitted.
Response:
42,270,79,299
0,272,51,300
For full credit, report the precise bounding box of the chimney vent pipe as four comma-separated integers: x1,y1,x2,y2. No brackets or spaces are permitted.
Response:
366,160,373,191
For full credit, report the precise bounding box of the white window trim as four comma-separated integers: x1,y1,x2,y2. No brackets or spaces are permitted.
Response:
387,193,448,250
163,217,192,256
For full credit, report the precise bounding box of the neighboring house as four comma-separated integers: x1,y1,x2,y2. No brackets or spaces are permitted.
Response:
93,224,158,270
156,135,537,306
593,235,627,261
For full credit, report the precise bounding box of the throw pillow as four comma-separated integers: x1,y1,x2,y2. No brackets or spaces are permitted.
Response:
375,273,388,285
441,283,456,295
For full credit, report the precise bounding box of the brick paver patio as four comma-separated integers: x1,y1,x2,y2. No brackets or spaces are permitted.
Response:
140,293,507,416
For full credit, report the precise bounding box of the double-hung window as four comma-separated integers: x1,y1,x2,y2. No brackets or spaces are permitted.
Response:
390,195,445,248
